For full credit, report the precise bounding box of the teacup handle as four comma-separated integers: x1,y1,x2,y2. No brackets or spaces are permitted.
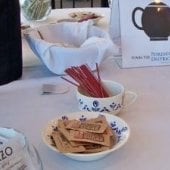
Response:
122,91,137,108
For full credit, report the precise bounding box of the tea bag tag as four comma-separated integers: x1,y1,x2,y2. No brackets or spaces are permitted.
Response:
42,83,69,94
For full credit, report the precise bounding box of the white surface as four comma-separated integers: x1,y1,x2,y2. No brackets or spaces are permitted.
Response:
42,111,130,161
1,7,170,170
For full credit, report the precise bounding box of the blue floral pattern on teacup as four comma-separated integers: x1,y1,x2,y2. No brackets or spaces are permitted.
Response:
78,99,122,113
110,102,121,111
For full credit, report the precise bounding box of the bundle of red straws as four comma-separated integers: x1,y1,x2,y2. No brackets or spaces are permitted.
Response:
61,64,109,98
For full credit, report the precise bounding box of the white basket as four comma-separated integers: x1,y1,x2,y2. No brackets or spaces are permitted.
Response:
24,21,117,74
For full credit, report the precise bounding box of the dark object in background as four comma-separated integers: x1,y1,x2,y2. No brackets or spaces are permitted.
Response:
101,0,109,7
51,0,109,9
0,0,22,85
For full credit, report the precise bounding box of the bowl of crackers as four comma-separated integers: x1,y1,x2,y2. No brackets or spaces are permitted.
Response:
42,111,130,161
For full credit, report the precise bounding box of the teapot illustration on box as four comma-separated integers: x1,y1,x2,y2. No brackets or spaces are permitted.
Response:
132,2,170,41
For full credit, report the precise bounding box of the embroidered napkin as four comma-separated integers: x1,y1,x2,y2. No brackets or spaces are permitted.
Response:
24,21,118,74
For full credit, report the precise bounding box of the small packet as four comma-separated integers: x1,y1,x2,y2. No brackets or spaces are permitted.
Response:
58,120,84,147
69,130,110,147
84,144,110,153
86,116,114,136
51,116,117,154
66,120,107,133
52,131,86,153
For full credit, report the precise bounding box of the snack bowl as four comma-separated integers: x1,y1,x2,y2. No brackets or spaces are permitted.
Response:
42,111,130,161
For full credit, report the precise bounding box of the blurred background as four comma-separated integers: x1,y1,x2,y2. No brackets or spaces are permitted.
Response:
53,0,107,8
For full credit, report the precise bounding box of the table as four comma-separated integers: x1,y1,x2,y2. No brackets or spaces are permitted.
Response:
1,8,170,170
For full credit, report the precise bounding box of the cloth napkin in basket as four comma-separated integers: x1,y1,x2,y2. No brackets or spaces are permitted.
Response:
24,21,118,75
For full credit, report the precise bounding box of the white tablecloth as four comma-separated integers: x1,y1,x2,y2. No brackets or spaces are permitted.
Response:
1,8,170,170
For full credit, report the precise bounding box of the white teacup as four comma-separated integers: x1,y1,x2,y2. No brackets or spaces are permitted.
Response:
76,80,137,115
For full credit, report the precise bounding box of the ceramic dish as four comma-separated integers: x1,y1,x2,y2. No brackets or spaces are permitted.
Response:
42,111,130,161
76,80,137,115
69,11,103,24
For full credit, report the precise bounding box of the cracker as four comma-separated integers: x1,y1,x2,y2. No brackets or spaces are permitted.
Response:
51,116,117,153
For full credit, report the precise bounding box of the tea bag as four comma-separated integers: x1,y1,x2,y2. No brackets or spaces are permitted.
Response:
42,84,69,95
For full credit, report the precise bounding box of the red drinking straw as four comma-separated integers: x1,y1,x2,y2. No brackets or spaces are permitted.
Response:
62,64,109,98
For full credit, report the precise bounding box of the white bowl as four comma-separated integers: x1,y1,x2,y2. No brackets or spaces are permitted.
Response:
42,111,130,161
